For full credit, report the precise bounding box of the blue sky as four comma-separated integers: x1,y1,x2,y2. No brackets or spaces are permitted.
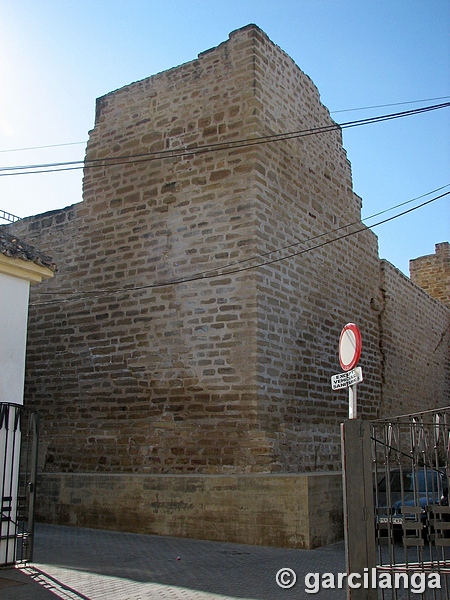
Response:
0,0,448,275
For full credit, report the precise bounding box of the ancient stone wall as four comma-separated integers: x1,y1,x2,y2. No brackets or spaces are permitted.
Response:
242,28,383,472
8,24,384,478
34,471,343,550
9,25,447,478
5,24,449,547
378,260,449,417
12,27,267,476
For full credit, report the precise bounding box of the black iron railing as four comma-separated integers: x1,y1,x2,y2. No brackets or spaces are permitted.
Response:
372,407,450,599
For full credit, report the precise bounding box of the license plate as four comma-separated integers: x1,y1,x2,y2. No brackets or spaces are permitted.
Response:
379,516,403,525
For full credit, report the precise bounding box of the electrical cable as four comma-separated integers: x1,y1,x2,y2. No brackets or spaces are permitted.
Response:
0,141,87,154
30,189,449,306
1,102,449,177
330,95,450,114
2,95,449,155
36,183,449,294
172,184,450,280
2,100,447,305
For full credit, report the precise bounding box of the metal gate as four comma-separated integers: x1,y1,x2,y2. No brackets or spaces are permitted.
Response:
0,402,39,566
372,407,450,599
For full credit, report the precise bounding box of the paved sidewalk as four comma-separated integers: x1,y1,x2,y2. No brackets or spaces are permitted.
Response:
0,523,346,599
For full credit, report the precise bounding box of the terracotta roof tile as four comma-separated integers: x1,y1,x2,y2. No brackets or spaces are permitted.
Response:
0,230,57,272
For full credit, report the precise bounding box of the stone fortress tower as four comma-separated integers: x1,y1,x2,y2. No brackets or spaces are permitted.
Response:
410,242,450,308
6,25,449,548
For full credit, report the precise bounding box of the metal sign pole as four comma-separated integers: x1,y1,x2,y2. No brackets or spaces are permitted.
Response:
349,383,357,419
335,324,376,598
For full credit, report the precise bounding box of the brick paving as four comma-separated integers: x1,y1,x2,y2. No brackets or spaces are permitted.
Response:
0,523,346,599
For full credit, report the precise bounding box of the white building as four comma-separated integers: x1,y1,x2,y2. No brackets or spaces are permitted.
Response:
0,230,55,564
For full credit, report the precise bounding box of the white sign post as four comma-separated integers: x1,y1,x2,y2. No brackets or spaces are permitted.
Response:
331,323,363,419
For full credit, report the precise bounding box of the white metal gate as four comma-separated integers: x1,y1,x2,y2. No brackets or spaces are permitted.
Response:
0,402,39,566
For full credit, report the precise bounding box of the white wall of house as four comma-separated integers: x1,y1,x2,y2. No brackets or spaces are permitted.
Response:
0,252,53,564
0,252,53,407
0,272,30,405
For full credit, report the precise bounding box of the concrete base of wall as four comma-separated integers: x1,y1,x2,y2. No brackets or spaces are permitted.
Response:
35,472,343,549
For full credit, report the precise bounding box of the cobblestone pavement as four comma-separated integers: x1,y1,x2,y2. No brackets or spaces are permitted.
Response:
0,523,346,599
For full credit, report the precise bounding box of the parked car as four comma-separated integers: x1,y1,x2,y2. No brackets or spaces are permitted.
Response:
375,468,448,535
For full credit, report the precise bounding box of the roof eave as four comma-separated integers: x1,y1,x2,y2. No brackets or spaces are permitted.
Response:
0,253,55,284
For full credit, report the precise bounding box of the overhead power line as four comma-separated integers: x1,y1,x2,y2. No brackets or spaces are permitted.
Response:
159,184,450,279
1,102,449,177
30,188,449,306
2,95,449,155
0,141,87,154
330,95,450,114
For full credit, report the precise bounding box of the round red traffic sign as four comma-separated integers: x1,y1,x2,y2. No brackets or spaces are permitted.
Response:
339,323,362,372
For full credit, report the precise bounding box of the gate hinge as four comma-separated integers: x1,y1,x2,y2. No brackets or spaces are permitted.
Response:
362,506,368,521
